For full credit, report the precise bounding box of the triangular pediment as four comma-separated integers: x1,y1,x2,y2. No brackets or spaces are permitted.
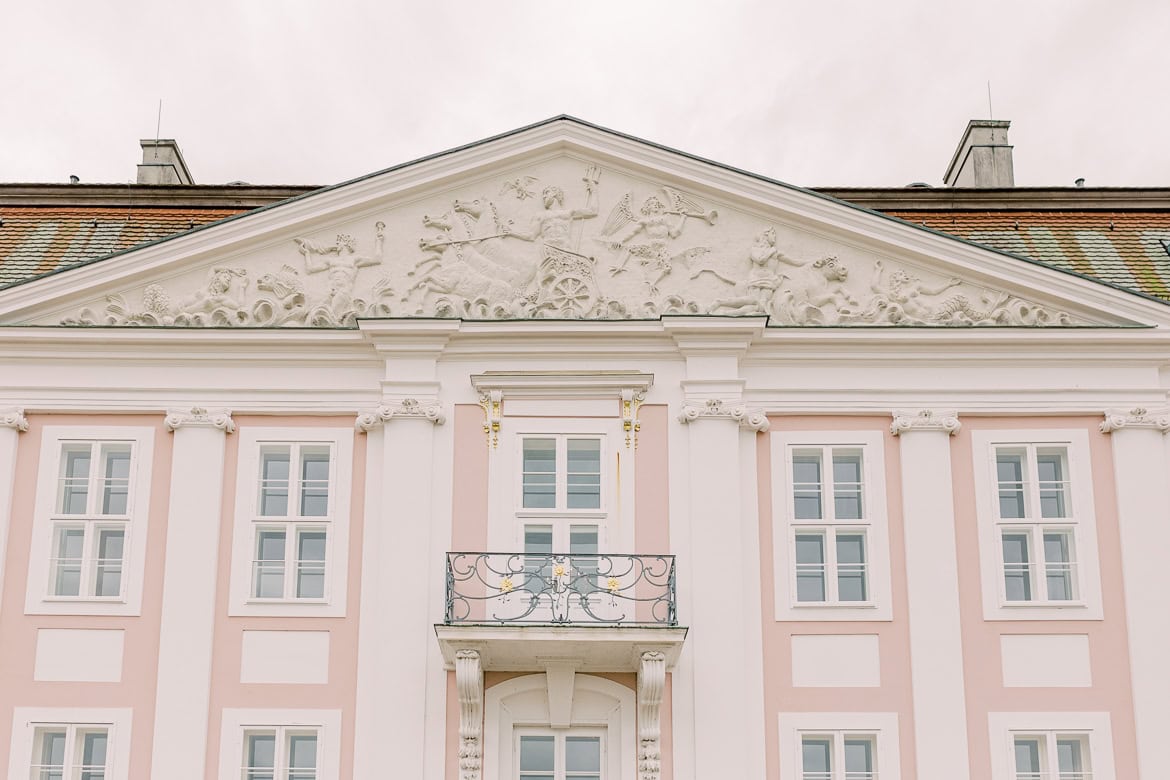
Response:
1,117,1166,328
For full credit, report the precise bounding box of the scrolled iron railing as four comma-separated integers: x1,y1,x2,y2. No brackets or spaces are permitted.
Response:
445,551,676,626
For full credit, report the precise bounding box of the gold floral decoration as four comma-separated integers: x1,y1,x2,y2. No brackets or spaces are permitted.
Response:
499,577,514,593
553,564,566,578
606,577,620,593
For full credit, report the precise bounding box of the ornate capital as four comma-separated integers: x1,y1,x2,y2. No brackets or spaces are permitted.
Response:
890,409,961,436
355,398,446,432
164,407,235,434
455,649,484,780
638,650,667,780
677,398,769,433
1100,407,1170,434
0,407,29,432
478,390,503,448
622,389,646,448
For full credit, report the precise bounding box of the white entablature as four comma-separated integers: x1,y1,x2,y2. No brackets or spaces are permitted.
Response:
1,118,1165,330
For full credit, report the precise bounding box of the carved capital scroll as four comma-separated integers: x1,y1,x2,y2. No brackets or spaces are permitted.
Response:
355,398,446,432
164,406,235,434
637,650,667,780
478,390,503,448
1100,407,1170,434
890,408,961,436
677,398,769,433
0,407,29,432
455,649,484,780
622,389,646,448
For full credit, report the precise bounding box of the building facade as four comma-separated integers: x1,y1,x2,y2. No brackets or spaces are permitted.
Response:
1,117,1168,779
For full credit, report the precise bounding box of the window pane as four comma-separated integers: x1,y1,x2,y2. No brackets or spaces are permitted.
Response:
254,530,286,598
247,733,277,768
844,738,874,775
299,449,330,517
1002,532,1033,601
997,452,1026,519
836,533,868,602
288,734,318,768
60,445,92,514
260,449,291,516
38,729,66,766
53,526,85,596
522,439,557,509
832,452,863,519
100,445,131,515
1056,738,1084,774
1037,450,1068,519
296,531,327,599
524,526,553,576
792,454,823,520
80,730,108,779
94,528,125,597
567,439,602,509
569,526,598,555
1043,532,1074,601
1013,737,1041,775
795,533,826,602
519,735,555,771
801,737,831,777
565,736,601,772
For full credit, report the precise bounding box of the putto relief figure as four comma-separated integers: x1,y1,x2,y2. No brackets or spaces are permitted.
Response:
602,187,717,292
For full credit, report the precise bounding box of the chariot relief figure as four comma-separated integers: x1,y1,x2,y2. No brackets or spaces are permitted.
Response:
294,221,385,313
603,187,718,292
507,165,600,251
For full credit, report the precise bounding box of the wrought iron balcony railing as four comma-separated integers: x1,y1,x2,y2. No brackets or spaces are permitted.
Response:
445,552,677,626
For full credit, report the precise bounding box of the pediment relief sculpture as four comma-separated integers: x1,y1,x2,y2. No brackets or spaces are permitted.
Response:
58,163,1078,328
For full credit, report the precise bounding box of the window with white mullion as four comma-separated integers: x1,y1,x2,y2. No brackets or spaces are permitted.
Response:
800,732,877,780
1013,732,1091,780
996,445,1080,605
791,447,870,606
31,725,110,780
517,729,603,780
520,436,603,513
242,727,319,780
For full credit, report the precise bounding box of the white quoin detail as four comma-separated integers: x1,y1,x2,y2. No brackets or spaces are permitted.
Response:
890,408,961,436
638,651,666,780
1100,406,1170,434
355,398,446,432
163,406,235,433
455,649,484,780
677,398,769,432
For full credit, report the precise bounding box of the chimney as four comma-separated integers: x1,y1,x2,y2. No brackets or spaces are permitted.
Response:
943,119,1014,188
137,139,195,185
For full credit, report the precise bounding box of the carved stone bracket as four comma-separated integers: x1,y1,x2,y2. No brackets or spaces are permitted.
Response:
677,398,769,433
455,649,484,780
890,409,961,436
478,390,503,449
622,389,646,448
637,650,666,780
163,407,235,434
0,407,29,432
1100,407,1170,434
355,398,446,432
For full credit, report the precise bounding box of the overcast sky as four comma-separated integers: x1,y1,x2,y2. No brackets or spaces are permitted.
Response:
3,1,1167,189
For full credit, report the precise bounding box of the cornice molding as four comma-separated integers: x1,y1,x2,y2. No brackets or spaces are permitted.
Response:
890,408,961,436
1100,406,1170,434
163,406,235,433
470,370,654,398
677,398,770,432
0,407,29,432
355,398,446,432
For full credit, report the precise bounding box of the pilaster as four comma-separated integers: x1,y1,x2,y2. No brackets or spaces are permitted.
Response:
1100,406,1170,779
150,406,233,780
890,409,970,779
0,408,29,612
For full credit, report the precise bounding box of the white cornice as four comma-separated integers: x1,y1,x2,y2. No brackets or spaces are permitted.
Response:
469,370,654,398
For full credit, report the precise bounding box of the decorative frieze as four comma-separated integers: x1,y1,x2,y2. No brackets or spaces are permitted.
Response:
890,409,961,436
355,398,446,432
678,398,770,432
454,649,483,780
0,407,28,432
637,650,667,780
1100,407,1170,434
163,407,235,434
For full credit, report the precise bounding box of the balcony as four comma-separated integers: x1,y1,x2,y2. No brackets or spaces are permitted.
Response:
435,551,686,672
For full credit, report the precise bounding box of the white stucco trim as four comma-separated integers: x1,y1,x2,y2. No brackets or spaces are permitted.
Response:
776,711,901,780
986,711,1115,780
217,708,342,780
8,707,133,780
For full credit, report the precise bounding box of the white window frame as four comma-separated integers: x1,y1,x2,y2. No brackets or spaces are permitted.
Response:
8,707,132,780
777,712,900,780
228,427,354,617
218,708,341,780
771,431,893,621
514,727,607,780
987,711,1115,780
487,418,634,554
25,426,154,616
971,430,1103,620
484,673,635,780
